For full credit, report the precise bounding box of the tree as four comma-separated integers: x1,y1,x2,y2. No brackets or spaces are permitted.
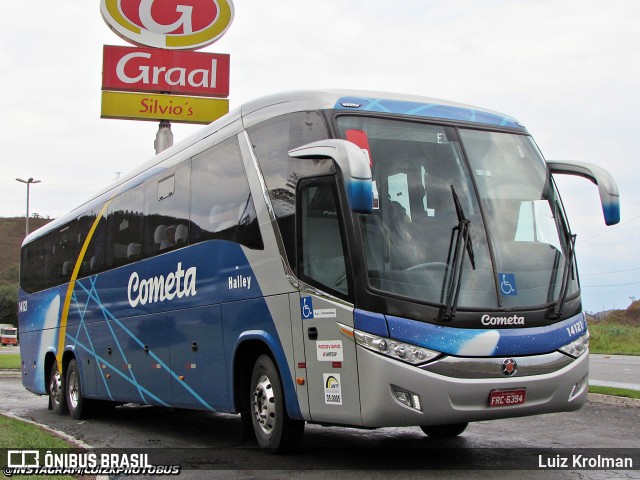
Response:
0,285,18,326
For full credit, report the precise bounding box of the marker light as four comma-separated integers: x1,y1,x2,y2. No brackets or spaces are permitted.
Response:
559,331,590,358
348,328,441,366
568,374,588,401
391,386,423,411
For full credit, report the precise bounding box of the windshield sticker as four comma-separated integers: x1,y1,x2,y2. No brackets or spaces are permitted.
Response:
314,309,336,319
300,297,336,320
499,273,518,296
323,373,343,405
301,297,314,319
317,341,344,362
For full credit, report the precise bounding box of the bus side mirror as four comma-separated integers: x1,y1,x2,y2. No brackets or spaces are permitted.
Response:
547,160,620,226
289,139,373,214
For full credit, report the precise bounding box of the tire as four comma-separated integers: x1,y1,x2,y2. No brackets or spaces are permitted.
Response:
420,422,468,439
49,361,68,415
66,359,90,420
249,355,304,453
240,411,257,442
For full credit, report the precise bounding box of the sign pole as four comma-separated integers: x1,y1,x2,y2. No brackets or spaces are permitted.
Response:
154,120,173,154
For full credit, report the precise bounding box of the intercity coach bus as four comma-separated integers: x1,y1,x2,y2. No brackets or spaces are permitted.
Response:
19,90,620,452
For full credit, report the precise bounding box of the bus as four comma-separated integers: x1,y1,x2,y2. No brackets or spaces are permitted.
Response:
18,90,620,452
1,326,18,346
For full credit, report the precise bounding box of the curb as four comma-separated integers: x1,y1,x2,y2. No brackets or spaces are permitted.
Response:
0,369,21,378
587,393,640,408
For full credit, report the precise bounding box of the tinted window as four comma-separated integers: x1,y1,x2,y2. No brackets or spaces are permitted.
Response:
78,208,107,276
298,179,350,298
20,220,79,292
143,162,192,257
106,187,144,269
247,111,330,263
20,235,50,293
191,137,262,249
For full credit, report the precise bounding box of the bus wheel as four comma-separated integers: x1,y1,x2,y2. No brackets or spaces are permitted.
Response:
65,359,90,420
49,362,68,415
420,422,468,438
249,355,304,453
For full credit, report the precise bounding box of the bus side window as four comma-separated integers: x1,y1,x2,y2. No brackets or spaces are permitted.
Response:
77,211,106,276
190,136,263,250
297,178,350,298
247,111,330,264
106,186,144,269
143,162,191,257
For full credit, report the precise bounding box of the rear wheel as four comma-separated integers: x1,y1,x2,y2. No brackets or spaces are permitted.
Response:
420,422,468,438
49,362,68,415
249,355,304,453
66,359,91,420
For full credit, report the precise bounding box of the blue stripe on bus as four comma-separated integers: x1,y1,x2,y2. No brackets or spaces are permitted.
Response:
387,313,587,357
20,240,299,414
335,96,524,130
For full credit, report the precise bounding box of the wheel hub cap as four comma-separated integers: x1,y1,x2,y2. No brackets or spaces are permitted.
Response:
252,375,276,435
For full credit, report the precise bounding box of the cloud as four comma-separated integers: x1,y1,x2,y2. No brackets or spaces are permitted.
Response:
1,0,637,311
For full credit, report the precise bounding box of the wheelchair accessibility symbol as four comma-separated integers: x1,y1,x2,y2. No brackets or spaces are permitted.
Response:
499,273,518,296
301,297,314,319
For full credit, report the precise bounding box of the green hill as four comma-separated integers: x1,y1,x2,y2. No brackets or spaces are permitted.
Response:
0,217,53,326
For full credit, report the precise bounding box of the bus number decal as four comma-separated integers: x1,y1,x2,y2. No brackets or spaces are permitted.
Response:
323,373,343,405
566,320,585,337
18,300,28,313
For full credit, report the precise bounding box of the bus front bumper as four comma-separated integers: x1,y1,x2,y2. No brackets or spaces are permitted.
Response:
356,345,589,428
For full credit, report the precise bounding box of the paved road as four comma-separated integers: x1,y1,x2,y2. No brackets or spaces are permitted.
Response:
590,354,640,390
2,376,639,479
0,345,19,355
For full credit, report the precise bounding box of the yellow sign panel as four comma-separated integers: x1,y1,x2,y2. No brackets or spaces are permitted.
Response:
101,91,229,124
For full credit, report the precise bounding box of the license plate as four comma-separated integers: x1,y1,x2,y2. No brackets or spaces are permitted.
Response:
489,389,526,407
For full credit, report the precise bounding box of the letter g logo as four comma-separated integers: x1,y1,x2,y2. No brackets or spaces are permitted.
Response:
100,0,234,50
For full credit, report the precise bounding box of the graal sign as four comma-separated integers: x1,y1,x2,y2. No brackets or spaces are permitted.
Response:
103,45,230,97
100,0,234,50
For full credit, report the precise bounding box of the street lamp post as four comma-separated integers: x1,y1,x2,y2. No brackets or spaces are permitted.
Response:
15,177,41,236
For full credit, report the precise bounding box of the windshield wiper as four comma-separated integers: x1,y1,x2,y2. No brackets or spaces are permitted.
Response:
440,185,476,321
552,233,577,319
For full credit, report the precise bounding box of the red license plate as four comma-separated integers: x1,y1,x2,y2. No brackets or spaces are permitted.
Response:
489,389,526,407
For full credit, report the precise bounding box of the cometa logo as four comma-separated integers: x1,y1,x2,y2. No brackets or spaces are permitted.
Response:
481,314,525,326
128,262,197,307
100,0,235,50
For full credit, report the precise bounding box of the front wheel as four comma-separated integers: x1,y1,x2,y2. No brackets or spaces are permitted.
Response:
49,362,68,415
249,355,304,453
420,422,468,438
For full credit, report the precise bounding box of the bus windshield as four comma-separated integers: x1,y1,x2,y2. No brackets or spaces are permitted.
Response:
336,116,576,312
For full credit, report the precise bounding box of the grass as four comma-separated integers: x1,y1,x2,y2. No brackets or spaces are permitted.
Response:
0,415,72,449
0,353,20,369
588,323,640,355
589,385,640,400
0,415,74,480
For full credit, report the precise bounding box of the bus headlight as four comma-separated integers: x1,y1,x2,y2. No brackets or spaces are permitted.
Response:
352,329,440,365
559,331,590,358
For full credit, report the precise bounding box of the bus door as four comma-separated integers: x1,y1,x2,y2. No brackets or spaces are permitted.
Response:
296,177,363,426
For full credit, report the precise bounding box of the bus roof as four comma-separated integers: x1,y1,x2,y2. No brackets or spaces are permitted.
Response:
23,89,524,245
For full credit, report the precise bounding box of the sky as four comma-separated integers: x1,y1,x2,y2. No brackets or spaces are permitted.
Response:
1,0,638,314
